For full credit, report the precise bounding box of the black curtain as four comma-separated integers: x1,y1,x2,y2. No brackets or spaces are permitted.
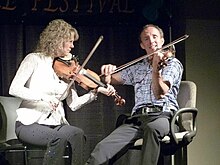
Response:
0,0,186,162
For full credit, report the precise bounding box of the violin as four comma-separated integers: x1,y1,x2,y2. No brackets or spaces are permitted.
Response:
53,53,125,106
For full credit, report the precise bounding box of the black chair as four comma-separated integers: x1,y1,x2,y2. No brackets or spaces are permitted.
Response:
111,81,198,165
0,96,70,165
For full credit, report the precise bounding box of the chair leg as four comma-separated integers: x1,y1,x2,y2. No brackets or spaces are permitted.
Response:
158,154,172,165
174,146,187,165
24,146,28,165
158,154,164,165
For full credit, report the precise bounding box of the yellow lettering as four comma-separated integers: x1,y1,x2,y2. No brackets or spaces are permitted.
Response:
87,0,93,13
109,0,121,13
0,0,135,15
73,0,79,12
59,0,68,12
122,0,134,13
32,0,41,11
1,0,16,11
99,0,107,13
44,0,58,12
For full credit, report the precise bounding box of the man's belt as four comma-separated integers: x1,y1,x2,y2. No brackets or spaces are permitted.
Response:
133,106,162,116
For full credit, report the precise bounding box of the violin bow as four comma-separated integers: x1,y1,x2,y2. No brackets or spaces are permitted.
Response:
61,35,104,98
111,34,189,74
47,35,104,118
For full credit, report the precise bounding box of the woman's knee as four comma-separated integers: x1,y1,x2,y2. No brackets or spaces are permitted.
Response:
71,127,85,138
62,125,84,135
66,126,85,142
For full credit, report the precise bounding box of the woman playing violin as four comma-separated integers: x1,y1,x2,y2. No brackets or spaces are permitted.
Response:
9,19,115,165
86,24,183,165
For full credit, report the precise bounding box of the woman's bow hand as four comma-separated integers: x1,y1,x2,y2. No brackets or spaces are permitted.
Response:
41,95,60,111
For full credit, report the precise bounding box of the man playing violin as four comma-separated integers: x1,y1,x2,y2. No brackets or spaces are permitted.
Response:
85,24,183,165
9,19,116,165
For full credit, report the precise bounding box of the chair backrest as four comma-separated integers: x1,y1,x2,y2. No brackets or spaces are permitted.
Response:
177,81,197,131
177,81,197,108
0,96,22,142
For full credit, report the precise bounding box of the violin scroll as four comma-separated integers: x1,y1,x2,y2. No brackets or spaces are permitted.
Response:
157,45,176,70
114,94,126,106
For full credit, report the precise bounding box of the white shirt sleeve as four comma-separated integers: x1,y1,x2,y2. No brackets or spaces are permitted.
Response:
66,87,97,111
9,53,44,101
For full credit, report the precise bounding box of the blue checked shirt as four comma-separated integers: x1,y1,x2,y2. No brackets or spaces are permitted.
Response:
121,57,183,114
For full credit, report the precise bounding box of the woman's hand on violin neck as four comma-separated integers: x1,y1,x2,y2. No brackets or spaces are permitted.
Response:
97,84,116,96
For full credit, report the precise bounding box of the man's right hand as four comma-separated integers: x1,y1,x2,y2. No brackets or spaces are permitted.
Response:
101,64,117,84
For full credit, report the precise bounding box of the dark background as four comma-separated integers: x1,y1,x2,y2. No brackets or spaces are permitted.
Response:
0,0,219,163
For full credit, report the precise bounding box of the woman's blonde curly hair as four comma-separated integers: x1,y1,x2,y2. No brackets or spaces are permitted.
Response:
35,19,79,56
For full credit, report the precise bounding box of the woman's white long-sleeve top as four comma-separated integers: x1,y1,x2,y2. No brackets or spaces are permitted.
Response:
9,53,97,125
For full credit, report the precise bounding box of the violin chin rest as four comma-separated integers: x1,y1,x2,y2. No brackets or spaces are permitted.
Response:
60,53,74,60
